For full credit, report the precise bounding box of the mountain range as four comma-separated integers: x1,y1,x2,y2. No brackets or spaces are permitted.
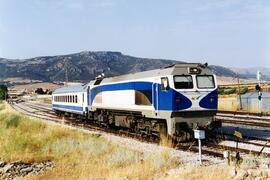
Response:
0,51,268,83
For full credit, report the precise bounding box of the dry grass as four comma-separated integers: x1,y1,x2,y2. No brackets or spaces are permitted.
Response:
0,102,235,180
0,102,179,179
164,164,231,180
218,96,239,111
0,102,87,162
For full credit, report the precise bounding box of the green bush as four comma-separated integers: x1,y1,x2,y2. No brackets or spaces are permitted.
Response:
6,114,21,128
240,87,249,94
0,85,8,100
224,88,237,95
218,87,225,94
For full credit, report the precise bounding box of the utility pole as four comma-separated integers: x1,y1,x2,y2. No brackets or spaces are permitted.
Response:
237,73,242,110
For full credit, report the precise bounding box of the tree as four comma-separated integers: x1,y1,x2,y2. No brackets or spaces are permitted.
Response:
0,85,8,100
35,88,45,94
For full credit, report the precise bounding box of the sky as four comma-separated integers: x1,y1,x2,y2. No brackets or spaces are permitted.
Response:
0,0,270,68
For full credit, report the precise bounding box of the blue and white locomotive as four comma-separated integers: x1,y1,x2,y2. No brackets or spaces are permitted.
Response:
52,63,219,141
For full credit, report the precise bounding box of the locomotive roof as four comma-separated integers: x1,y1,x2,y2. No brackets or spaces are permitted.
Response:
89,63,213,85
52,84,87,94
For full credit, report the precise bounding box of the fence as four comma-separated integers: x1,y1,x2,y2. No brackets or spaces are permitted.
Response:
218,92,270,113
240,96,270,113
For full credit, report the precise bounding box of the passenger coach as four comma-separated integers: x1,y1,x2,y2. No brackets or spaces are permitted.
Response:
52,85,88,115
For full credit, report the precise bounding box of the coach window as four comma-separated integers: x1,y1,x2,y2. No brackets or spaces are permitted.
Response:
174,75,193,89
72,96,75,103
161,77,169,91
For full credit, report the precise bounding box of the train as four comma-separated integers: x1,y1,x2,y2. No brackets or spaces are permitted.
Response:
52,63,220,141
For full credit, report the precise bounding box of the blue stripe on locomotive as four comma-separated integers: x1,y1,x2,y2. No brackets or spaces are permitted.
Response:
199,89,218,109
89,81,196,111
152,83,192,110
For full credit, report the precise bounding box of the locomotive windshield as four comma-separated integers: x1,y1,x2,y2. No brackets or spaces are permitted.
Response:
196,75,215,89
174,75,193,89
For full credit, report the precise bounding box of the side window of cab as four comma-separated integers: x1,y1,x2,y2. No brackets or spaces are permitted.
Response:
161,77,169,91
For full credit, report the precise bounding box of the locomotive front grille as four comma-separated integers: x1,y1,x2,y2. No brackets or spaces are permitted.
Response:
171,110,217,118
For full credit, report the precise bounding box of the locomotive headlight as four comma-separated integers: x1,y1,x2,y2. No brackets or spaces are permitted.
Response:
176,98,181,104
210,96,215,103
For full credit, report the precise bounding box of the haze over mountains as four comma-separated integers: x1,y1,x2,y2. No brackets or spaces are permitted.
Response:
0,51,268,83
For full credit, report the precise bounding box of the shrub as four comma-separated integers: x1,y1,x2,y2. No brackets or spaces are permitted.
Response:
224,88,237,95
0,85,8,100
240,87,249,94
218,87,225,95
35,88,46,94
6,114,20,128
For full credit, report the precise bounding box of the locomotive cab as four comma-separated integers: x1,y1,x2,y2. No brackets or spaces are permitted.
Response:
157,64,219,140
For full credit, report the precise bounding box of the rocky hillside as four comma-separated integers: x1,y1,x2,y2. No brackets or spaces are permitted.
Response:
0,51,237,82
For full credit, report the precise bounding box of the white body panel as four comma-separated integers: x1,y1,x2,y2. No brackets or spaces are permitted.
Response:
102,90,135,107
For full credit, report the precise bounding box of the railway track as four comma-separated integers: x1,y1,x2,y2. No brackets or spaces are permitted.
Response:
215,110,270,128
9,101,270,159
